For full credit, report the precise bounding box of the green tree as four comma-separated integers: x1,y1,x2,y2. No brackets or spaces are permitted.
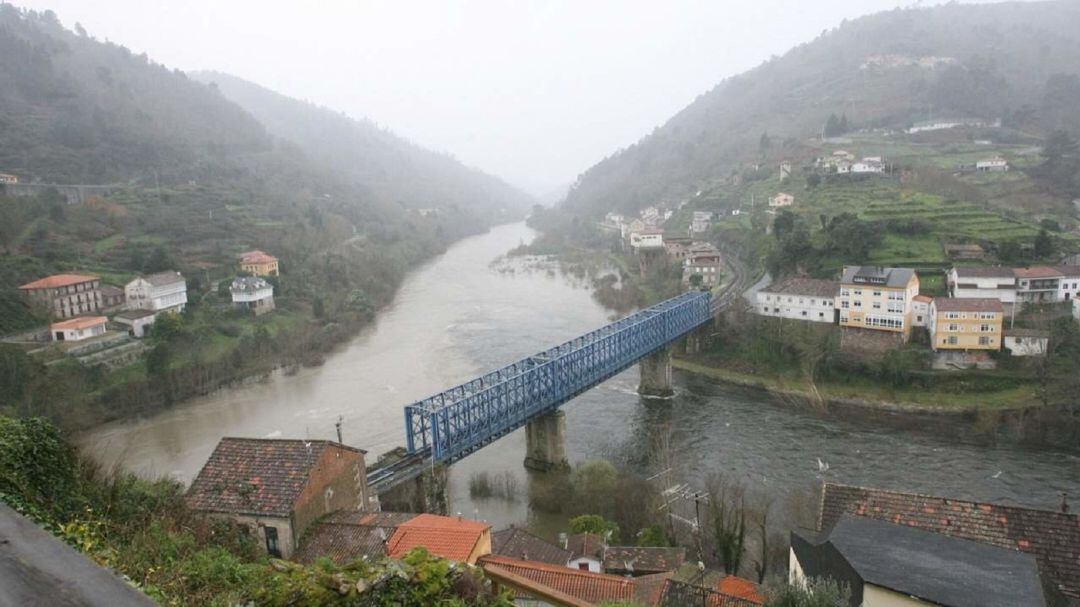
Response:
569,514,620,543
151,312,185,342
636,524,670,547
1034,229,1055,259
764,578,850,607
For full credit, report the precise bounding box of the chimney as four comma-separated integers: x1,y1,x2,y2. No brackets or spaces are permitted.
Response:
1062,492,1070,514
559,532,568,549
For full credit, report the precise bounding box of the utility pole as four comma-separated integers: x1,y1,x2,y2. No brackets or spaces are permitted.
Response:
335,415,344,444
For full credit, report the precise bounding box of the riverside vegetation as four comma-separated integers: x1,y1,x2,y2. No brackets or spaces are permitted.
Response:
0,7,531,431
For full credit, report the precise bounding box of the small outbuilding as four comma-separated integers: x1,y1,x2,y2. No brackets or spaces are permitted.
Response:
50,316,107,342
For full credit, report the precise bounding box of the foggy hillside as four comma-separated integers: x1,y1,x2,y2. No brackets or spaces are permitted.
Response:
563,0,1080,215
191,71,533,218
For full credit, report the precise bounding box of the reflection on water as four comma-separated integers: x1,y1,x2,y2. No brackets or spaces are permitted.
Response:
82,222,1079,531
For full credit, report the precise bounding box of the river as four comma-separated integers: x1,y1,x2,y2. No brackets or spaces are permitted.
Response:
82,222,1080,532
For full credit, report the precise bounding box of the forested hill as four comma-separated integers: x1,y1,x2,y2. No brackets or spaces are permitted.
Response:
563,0,1080,216
0,5,274,185
191,71,533,219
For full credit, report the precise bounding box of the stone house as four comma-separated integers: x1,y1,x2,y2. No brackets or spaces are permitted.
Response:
186,438,372,560
19,274,102,319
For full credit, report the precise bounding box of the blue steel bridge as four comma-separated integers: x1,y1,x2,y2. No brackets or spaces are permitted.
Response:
366,290,715,493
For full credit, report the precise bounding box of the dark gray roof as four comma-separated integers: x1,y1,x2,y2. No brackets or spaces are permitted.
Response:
142,271,185,287
491,527,572,566
114,309,157,321
0,503,157,606
841,265,915,288
760,277,839,298
951,266,1014,278
797,515,1047,607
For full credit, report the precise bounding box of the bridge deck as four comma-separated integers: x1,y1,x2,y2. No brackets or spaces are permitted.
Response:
403,290,712,463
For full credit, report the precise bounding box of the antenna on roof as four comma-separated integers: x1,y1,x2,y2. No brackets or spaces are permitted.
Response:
335,415,344,444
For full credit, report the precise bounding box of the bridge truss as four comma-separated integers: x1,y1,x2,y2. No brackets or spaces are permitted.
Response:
404,290,712,463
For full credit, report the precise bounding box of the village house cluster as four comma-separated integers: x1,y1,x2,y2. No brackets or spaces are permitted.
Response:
180,433,1075,607
754,261,1080,360
17,249,281,348
602,206,724,288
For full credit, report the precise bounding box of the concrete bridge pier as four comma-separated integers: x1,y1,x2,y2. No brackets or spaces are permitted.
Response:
524,409,569,472
683,322,711,356
378,465,448,514
638,347,674,398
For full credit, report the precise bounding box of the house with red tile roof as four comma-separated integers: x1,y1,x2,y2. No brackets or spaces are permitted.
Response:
386,513,492,564
818,482,1079,603
19,273,102,319
657,578,761,607
480,554,670,606
49,316,107,342
185,438,372,559
239,249,279,276
602,545,686,576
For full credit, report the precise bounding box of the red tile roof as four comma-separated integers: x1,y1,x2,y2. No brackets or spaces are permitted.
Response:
386,513,490,563
716,576,764,604
479,554,640,604
1014,266,1062,279
912,294,933,303
294,511,416,565
657,579,761,607
185,438,361,517
50,316,107,331
240,250,277,264
19,273,98,290
820,483,1080,600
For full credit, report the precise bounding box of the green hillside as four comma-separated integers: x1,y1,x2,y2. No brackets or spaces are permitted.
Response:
564,0,1080,216
0,6,530,428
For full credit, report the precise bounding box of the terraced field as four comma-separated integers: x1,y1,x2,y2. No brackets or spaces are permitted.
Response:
860,194,1040,241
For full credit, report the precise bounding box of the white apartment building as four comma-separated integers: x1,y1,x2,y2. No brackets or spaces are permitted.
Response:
756,277,838,324
947,266,1017,304
976,157,1009,172
911,295,931,327
230,276,275,315
629,229,664,251
125,271,187,313
691,211,714,234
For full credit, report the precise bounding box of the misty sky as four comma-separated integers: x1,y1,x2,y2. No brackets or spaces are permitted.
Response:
16,1,1001,197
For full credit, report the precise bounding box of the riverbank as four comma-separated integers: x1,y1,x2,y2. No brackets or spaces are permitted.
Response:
673,355,1080,450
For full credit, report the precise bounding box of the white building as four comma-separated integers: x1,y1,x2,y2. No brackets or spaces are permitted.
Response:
1004,329,1049,357
947,267,1017,304
50,316,107,342
629,228,664,251
691,211,714,234
230,276,275,315
125,271,187,313
565,534,604,573
1015,266,1080,304
976,157,1009,172
114,309,158,338
851,157,885,174
756,277,838,323
769,192,794,208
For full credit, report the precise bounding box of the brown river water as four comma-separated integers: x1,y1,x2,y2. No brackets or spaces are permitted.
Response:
81,222,1080,531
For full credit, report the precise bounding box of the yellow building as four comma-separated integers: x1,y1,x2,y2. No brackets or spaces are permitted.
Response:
928,297,1003,351
239,250,279,276
837,266,919,338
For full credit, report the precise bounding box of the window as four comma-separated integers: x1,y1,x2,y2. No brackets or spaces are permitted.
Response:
887,302,904,313
854,290,863,296
888,291,903,301
578,563,590,571
819,312,825,318
841,300,849,309
979,336,990,346
916,315,923,323
854,301,862,308
872,302,881,309
840,289,850,296
980,324,995,332
948,323,959,332
947,336,958,345
944,312,961,319
801,311,807,316
873,290,881,297
264,526,281,558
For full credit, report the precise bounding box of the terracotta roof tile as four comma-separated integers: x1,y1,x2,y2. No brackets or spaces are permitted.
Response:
479,554,638,604
820,483,1080,600
492,527,572,565
185,438,360,517
20,273,98,290
240,250,277,264
295,511,417,565
50,316,107,331
658,579,761,607
716,575,765,604
386,513,490,563
1013,266,1062,279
